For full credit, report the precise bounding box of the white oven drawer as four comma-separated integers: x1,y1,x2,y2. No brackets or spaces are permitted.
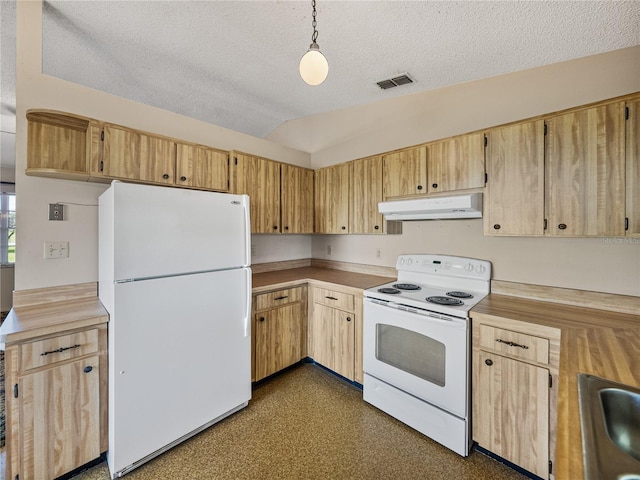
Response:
363,299,469,418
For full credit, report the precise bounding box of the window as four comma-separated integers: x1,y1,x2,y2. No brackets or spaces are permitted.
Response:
1,190,16,265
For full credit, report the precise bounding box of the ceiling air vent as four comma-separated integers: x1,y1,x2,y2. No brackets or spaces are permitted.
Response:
376,74,414,90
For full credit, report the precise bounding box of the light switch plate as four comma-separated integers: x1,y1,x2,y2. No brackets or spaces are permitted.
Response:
44,242,69,259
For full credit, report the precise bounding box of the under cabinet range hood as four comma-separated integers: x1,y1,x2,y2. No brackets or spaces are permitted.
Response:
378,193,483,220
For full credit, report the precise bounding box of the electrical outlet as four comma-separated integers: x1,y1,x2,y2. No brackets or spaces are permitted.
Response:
327,245,332,256
44,242,69,259
49,203,64,221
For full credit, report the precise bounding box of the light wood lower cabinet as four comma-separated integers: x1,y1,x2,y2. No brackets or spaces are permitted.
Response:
5,325,108,480
472,314,560,480
252,287,306,382
308,285,362,381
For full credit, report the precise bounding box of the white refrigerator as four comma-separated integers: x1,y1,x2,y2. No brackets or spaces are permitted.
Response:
99,181,252,478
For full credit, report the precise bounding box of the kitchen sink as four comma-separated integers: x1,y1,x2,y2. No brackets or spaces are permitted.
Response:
578,374,640,480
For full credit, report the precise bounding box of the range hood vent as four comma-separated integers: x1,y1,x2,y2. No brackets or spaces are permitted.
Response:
378,193,483,220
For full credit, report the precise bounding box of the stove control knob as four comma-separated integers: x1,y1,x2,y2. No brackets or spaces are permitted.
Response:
475,264,486,274
464,263,474,272
398,257,405,265
407,258,413,265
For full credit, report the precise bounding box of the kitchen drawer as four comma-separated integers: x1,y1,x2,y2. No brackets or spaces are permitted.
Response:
478,324,549,365
21,329,100,371
255,287,303,311
313,287,355,312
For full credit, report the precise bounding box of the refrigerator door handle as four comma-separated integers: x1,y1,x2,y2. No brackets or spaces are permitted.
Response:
244,268,252,338
242,194,251,266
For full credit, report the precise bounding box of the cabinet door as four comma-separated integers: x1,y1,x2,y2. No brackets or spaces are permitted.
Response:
281,163,314,233
20,356,100,480
102,125,175,184
254,303,304,381
176,144,228,191
382,146,427,199
309,303,354,380
427,133,485,193
626,99,640,236
350,155,385,234
545,102,625,236
476,352,549,479
232,153,281,233
314,163,350,234
484,121,545,235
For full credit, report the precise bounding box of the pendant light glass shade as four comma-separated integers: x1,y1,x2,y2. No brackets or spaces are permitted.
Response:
299,42,329,86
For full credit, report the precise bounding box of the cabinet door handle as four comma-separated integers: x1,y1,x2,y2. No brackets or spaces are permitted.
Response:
485,358,493,366
325,296,338,301
162,173,170,179
493,224,501,230
417,185,423,191
558,223,567,230
496,338,529,350
374,225,379,230
346,317,352,322
341,226,346,230
83,366,93,373
259,317,265,322
180,176,187,181
432,183,438,189
41,344,81,356
274,295,289,300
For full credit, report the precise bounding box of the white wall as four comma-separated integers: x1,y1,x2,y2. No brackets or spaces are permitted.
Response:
15,2,312,291
312,222,640,297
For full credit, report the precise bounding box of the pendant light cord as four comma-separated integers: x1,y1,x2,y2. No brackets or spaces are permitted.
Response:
311,0,318,44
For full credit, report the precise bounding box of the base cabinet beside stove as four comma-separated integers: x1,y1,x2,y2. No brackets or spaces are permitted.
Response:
308,286,362,382
252,286,307,382
472,313,561,479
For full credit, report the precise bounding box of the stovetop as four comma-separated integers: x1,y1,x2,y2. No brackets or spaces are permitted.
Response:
364,254,492,318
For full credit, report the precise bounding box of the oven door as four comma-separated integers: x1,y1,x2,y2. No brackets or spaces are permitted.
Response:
363,298,468,417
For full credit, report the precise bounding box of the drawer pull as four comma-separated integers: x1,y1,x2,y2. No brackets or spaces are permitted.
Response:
325,296,338,301
40,344,81,356
496,338,529,350
485,358,493,366
83,366,93,373
274,295,289,301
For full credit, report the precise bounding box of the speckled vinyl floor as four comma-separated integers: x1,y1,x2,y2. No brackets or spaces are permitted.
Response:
6,364,529,480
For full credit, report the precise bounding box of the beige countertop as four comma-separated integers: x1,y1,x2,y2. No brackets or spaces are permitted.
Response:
471,294,640,480
252,266,394,293
0,297,109,347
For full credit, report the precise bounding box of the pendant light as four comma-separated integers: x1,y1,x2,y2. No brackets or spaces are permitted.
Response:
299,0,328,86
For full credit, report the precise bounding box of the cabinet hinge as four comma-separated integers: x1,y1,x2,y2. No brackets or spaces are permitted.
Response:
549,460,553,474
549,374,553,388
484,173,488,184
13,383,18,398
543,218,548,230
625,106,630,120
484,135,488,147
543,123,548,136
15,475,19,480
100,130,104,141
99,160,104,172
234,156,238,166
625,217,629,231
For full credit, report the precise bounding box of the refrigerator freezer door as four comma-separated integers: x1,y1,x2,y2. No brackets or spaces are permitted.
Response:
103,182,250,281
107,268,251,476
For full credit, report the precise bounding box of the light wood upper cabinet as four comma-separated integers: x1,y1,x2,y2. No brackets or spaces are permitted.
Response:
26,111,97,180
484,121,545,236
427,133,485,193
626,99,640,236
350,155,385,234
315,163,350,234
281,163,314,234
382,146,427,199
231,152,281,233
175,143,228,191
97,125,176,185
545,102,626,236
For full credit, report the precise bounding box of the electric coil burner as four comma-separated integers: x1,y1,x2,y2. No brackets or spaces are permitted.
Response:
363,254,492,458
426,296,464,306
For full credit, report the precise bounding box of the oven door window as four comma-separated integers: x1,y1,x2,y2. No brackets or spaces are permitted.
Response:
376,324,445,387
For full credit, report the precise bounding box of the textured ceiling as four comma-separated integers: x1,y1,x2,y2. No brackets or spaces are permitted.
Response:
4,1,640,145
